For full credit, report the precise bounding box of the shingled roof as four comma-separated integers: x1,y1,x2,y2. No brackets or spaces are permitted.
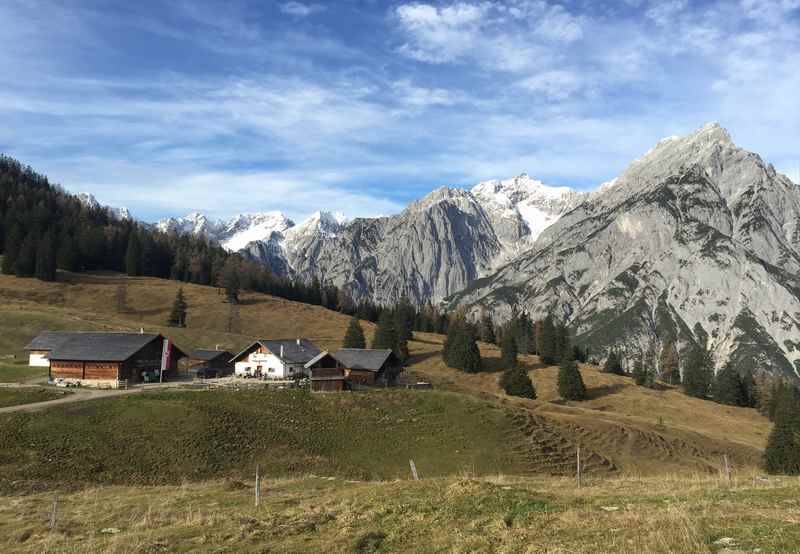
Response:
333,349,396,372
24,331,77,352
231,339,322,365
191,348,233,362
36,332,184,362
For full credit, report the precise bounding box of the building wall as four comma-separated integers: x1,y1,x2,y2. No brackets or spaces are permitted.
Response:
311,379,344,392
28,351,50,367
120,338,175,383
235,351,304,379
50,361,84,379
345,368,376,385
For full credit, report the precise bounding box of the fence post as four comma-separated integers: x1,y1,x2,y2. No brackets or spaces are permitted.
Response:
255,465,261,507
409,459,419,481
49,496,59,531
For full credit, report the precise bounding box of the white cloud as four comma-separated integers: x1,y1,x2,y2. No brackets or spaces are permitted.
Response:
392,80,463,108
394,3,488,63
280,2,326,17
645,0,688,26
518,70,582,100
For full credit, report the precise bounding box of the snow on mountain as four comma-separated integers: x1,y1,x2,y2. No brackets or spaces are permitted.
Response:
156,212,295,252
471,173,586,257
76,192,131,220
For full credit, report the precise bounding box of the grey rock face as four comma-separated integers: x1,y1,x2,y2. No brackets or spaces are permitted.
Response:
451,123,800,377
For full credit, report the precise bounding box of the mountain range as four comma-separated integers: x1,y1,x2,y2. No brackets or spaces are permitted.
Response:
88,123,800,376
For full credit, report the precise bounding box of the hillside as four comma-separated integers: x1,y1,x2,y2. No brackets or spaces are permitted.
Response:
0,271,773,479
2,474,799,553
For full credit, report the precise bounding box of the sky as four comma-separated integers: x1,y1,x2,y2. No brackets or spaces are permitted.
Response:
1,0,798,223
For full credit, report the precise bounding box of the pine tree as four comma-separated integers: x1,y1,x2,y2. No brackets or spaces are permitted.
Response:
394,297,415,344
659,341,681,385
602,350,625,375
14,233,37,277
442,318,481,372
167,287,188,327
501,331,518,368
462,331,482,373
712,364,747,406
343,316,367,349
125,232,142,276
56,232,79,272
34,230,57,281
502,366,536,399
557,348,587,400
682,346,713,398
765,386,800,474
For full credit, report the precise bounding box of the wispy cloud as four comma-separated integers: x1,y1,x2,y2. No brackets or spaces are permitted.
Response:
280,2,326,18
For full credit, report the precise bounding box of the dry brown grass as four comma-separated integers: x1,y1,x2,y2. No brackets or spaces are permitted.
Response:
2,473,798,553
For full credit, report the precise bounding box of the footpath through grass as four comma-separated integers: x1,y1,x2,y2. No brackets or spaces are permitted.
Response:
2,474,799,553
0,389,527,493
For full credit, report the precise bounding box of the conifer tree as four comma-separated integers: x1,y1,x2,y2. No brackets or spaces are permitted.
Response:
712,364,747,406
2,225,22,275
442,318,481,372
372,311,397,351
394,297,415,344
222,258,240,304
659,341,681,385
343,316,367,349
462,331,482,373
602,350,625,375
632,355,647,386
167,287,188,327
682,345,713,398
56,232,79,272
765,386,800,474
502,366,536,399
34,230,57,281
501,330,518,368
557,348,587,400
479,313,496,344
125,232,142,276
14,233,36,277
537,315,558,364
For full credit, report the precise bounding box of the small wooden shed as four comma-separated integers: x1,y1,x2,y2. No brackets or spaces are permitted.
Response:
332,349,400,385
305,351,346,392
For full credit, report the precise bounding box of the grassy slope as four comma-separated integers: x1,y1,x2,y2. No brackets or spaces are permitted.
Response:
0,271,774,477
0,387,67,408
0,389,527,494
2,474,799,553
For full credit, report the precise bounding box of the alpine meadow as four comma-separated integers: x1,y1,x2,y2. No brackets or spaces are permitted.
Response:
1,1,800,553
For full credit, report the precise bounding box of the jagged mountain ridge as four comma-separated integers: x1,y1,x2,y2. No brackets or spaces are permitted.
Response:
450,123,800,377
155,176,581,306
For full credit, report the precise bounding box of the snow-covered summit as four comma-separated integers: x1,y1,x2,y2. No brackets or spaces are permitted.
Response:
76,192,131,220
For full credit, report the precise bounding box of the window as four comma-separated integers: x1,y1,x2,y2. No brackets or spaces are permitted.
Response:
268,367,275,373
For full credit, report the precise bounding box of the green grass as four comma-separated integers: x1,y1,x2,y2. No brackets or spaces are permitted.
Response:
0,389,528,493
0,387,67,408
0,362,48,383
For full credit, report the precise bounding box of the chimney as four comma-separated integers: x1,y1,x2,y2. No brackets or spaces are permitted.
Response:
140,327,144,334
297,339,301,346
215,344,219,351
280,345,284,358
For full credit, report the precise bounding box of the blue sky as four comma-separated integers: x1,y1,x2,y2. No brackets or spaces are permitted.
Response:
1,0,798,222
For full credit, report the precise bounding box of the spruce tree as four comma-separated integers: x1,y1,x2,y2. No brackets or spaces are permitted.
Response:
632,355,647,386
34,231,57,281
537,316,558,364
712,364,747,406
125,232,142,276
442,318,481,372
602,350,624,375
479,313,496,344
56,232,79,272
222,259,240,304
343,316,367,349
659,341,680,384
557,348,587,400
682,346,713,398
372,311,397,350
462,331,482,373
394,297,415,344
167,287,188,327
765,386,800,474
501,331,518,368
14,233,37,277
502,366,536,399
2,225,22,275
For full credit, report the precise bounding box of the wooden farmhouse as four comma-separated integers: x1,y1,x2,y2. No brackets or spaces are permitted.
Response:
231,339,322,379
188,348,234,377
304,351,346,392
26,331,185,388
332,349,400,385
